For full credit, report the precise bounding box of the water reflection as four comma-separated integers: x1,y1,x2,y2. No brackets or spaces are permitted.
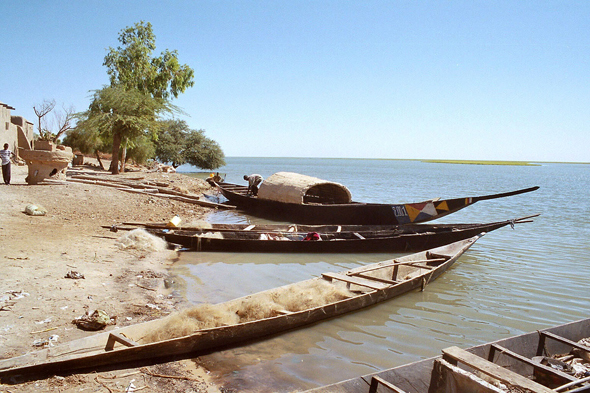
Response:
169,160,590,391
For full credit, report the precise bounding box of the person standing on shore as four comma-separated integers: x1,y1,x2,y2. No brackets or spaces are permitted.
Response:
243,174,263,196
1,143,15,185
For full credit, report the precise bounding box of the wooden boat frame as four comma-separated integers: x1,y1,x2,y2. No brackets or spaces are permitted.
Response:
309,318,590,393
215,181,540,225
0,236,482,381
136,215,537,253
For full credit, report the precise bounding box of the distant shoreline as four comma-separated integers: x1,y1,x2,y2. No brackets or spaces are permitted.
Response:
421,159,541,166
212,157,589,165
177,158,590,173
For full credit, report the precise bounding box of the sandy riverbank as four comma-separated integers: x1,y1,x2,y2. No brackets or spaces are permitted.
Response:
0,163,224,392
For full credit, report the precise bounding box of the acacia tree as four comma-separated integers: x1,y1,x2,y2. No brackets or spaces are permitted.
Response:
62,123,110,169
127,135,156,165
154,119,186,167
155,119,225,169
75,86,174,171
100,21,194,173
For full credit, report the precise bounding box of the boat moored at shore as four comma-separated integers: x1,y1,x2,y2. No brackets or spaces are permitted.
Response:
214,172,539,224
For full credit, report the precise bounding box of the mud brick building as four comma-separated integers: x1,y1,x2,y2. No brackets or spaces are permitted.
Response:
0,101,34,157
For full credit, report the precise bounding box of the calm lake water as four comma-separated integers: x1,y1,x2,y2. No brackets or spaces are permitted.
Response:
175,158,590,392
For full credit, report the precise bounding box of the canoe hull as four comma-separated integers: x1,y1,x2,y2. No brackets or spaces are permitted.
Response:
0,237,481,380
216,182,539,225
308,318,590,393
155,221,510,253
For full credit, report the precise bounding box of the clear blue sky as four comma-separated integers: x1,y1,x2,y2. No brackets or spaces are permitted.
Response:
1,1,588,162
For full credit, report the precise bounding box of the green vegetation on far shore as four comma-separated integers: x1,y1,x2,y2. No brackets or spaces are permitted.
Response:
422,159,541,166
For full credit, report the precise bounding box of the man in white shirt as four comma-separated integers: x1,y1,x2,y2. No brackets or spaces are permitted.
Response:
1,143,15,185
243,174,263,196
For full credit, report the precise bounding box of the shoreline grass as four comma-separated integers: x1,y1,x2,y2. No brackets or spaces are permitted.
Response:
422,159,541,166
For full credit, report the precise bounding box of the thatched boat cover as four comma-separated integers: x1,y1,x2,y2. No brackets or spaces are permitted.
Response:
258,172,352,205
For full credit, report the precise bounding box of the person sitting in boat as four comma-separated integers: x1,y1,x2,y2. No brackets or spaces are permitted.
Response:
206,172,223,185
244,174,263,196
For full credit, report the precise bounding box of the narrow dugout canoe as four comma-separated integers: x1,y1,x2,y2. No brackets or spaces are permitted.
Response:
214,173,539,225
0,236,482,381
307,318,590,393
142,215,537,253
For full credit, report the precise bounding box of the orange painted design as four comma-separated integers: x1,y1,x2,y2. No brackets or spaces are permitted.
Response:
405,204,422,222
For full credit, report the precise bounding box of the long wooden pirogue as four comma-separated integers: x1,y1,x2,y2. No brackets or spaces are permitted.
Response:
0,236,482,380
308,318,590,393
137,215,537,253
214,172,539,224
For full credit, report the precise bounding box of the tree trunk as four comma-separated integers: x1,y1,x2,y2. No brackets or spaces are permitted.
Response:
120,139,127,173
95,152,105,170
111,132,122,175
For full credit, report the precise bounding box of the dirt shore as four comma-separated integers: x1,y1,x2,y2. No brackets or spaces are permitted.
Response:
0,163,224,392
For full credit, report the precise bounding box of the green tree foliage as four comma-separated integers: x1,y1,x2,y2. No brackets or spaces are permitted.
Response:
62,124,103,156
96,20,194,173
156,119,225,170
103,21,194,100
63,119,111,169
154,119,186,167
127,135,156,165
75,86,175,173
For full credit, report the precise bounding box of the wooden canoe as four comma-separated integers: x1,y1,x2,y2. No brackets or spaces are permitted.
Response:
308,317,590,393
0,236,482,381
214,179,540,225
140,215,537,253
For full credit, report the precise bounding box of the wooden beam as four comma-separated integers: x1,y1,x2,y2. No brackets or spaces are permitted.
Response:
369,375,407,393
322,272,388,290
118,188,159,194
426,251,450,260
540,331,590,354
351,259,442,275
105,332,139,351
442,346,554,393
490,344,576,383
351,272,398,285
555,375,590,392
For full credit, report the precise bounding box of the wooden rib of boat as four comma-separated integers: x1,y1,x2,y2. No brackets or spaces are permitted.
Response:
214,173,539,225
307,318,590,393
0,236,481,381
138,215,537,253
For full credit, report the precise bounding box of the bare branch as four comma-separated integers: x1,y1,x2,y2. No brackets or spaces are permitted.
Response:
53,104,76,141
33,99,56,118
33,100,76,142
33,99,56,140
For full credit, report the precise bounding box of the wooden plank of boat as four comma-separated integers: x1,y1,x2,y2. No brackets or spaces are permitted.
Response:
442,346,555,393
487,344,578,384
119,214,539,233
214,176,540,224
321,272,389,290
539,330,590,354
350,258,445,273
105,332,139,351
369,376,406,393
307,318,590,393
0,235,482,380
144,216,537,253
